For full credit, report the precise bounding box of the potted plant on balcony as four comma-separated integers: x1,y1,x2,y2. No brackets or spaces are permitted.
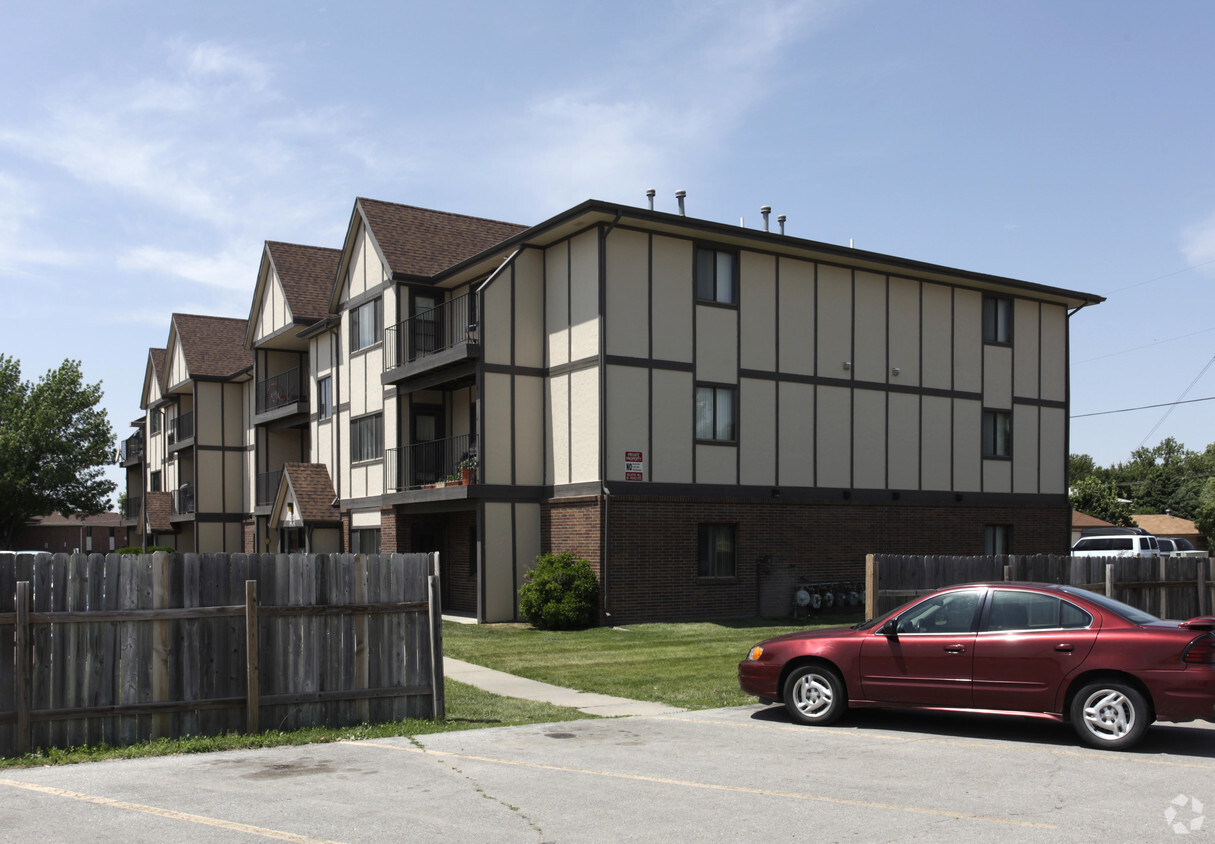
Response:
459,456,477,484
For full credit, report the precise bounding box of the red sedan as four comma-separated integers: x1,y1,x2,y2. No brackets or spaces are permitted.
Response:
738,582,1215,750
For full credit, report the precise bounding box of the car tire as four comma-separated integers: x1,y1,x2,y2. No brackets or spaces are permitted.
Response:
783,665,847,726
1070,680,1150,750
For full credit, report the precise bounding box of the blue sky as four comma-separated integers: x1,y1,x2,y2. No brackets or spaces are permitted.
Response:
3,0,1214,498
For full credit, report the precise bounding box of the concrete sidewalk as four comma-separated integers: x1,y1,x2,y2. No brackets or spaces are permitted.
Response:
443,657,684,717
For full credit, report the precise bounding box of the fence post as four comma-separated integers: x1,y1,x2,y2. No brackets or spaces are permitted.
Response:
1158,557,1168,620
428,571,445,720
1105,562,1114,599
864,555,877,620
1200,560,1209,616
245,580,259,734
15,581,30,755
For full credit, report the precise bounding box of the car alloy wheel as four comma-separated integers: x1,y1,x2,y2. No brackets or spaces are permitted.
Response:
1070,681,1149,750
783,665,846,726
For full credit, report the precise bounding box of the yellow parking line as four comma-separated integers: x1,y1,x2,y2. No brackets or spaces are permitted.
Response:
0,778,342,843
348,741,1055,829
663,714,1215,770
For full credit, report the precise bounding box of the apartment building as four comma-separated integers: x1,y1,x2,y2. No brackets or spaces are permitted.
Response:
121,195,1102,623
125,316,252,551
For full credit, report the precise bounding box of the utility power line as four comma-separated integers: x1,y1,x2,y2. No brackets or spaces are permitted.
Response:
1070,394,1215,419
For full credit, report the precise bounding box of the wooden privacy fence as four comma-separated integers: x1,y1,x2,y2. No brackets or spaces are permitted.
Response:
865,554,1214,620
0,552,445,757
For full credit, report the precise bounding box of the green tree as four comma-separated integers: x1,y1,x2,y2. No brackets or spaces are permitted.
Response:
0,356,116,549
1069,476,1136,527
1193,479,1215,549
1069,453,1097,484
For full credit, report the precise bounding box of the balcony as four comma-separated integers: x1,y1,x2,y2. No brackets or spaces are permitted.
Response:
255,368,308,425
256,470,283,507
168,411,195,450
121,495,142,521
385,434,476,492
118,433,145,466
383,293,478,388
172,485,195,517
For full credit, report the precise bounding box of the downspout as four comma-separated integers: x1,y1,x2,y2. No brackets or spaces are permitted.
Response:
598,217,621,618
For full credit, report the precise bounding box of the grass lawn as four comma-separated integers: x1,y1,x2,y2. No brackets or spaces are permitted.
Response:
442,613,862,710
0,680,595,768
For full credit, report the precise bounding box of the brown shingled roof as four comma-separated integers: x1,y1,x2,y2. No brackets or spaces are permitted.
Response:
283,463,340,523
1071,510,1112,529
145,492,174,533
172,314,253,378
29,512,125,528
266,241,341,321
357,198,526,278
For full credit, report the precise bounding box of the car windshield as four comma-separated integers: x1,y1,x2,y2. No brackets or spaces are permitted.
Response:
1058,587,1159,625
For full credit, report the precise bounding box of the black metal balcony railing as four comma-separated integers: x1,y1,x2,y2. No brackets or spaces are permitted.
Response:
169,411,195,445
385,434,475,492
256,470,283,507
122,496,142,520
384,293,474,371
119,433,145,464
172,485,195,516
256,368,305,414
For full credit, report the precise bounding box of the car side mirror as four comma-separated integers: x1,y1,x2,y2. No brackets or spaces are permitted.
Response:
880,618,899,637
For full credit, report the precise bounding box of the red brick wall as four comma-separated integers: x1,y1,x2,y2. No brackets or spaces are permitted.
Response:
340,512,351,553
380,508,400,553
11,523,130,554
589,496,1070,624
541,497,603,575
242,519,255,554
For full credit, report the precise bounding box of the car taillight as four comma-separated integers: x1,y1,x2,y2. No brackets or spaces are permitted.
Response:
1182,633,1215,664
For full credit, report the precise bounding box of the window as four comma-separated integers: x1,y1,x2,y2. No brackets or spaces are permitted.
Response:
984,525,1011,555
350,297,383,352
694,247,737,305
982,410,1011,458
697,524,737,578
983,296,1012,344
317,376,333,420
984,590,1092,632
351,528,381,555
150,470,162,492
896,590,981,634
150,410,161,435
695,385,737,442
350,413,384,463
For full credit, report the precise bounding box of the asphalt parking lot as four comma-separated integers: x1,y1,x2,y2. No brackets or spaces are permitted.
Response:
2,706,1212,842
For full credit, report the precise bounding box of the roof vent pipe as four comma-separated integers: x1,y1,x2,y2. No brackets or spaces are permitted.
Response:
646,188,656,210
675,190,686,216
778,214,786,235
761,206,771,232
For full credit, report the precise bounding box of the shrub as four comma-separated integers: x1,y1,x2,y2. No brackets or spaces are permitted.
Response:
518,551,599,630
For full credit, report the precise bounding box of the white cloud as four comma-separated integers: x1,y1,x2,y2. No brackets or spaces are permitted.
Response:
1181,213,1215,275
118,245,256,294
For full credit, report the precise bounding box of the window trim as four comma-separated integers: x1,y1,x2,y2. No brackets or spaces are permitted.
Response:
983,295,1013,345
349,297,383,353
982,409,1012,459
695,383,738,444
349,412,384,464
697,523,738,580
694,245,739,307
317,376,333,420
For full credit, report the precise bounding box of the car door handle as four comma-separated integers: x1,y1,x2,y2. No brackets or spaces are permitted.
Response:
1054,644,1074,652
944,644,966,654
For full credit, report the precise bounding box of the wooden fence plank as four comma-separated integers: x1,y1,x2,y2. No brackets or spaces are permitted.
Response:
64,554,88,749
84,554,107,747
116,555,140,746
245,580,258,734
15,581,30,755
180,553,201,737
0,554,17,756
151,551,171,740
100,554,121,747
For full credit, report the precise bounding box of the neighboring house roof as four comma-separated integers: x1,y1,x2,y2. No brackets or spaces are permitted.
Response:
26,512,124,528
145,493,174,533
171,314,253,379
1131,513,1200,537
265,241,341,322
281,463,340,524
1072,510,1113,529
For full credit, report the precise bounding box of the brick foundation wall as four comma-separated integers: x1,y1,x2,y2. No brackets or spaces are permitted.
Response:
594,496,1070,624
340,512,351,553
12,523,130,554
391,508,478,615
242,519,255,554
541,497,603,576
380,508,401,554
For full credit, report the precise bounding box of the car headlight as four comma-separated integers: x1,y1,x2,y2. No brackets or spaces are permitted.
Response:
747,646,764,661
